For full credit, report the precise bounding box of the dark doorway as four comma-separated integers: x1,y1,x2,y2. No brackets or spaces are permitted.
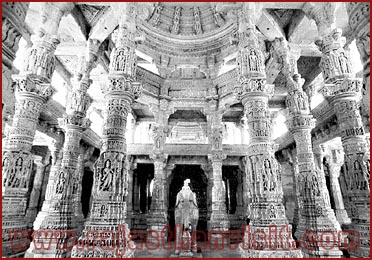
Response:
222,166,239,214
133,163,154,214
81,168,94,218
168,165,208,242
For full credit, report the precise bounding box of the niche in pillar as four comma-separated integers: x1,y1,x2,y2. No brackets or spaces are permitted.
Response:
133,163,154,214
168,165,208,241
81,168,94,218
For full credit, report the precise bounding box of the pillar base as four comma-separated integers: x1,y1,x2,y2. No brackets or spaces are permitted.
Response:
71,222,135,258
2,197,30,258
335,209,351,225
146,211,168,243
347,222,370,258
295,209,343,257
239,245,302,258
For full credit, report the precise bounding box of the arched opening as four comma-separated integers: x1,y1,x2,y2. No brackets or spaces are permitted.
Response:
168,165,208,242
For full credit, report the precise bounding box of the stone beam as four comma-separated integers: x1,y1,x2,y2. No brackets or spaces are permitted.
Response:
127,143,249,156
55,57,72,90
70,5,90,40
257,9,286,41
287,9,306,40
262,2,306,9
88,6,118,42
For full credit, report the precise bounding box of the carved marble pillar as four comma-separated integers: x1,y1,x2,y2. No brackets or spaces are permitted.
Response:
316,28,370,258
147,99,172,240
31,135,64,230
346,3,370,119
207,152,229,243
3,5,73,256
149,99,173,152
324,148,351,225
147,154,168,242
2,2,29,137
28,39,99,258
233,7,301,256
25,154,50,228
2,69,56,256
72,5,143,257
273,37,342,257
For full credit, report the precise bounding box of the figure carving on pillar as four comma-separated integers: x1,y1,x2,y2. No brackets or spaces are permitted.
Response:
174,179,199,257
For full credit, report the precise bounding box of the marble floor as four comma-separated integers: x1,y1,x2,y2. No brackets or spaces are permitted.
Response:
133,241,241,258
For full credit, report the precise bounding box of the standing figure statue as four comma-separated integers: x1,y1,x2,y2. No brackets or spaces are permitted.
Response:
174,179,199,257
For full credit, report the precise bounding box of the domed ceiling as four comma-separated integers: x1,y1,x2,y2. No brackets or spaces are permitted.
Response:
144,2,228,37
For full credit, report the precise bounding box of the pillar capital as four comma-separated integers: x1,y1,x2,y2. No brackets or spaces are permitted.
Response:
150,153,168,166
12,75,56,101
303,2,336,37
65,89,93,117
208,151,226,164
58,114,92,130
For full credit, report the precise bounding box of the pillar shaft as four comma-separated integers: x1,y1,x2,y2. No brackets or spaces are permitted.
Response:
28,38,98,257
2,2,29,137
346,3,370,118
316,27,370,258
1,4,69,253
147,155,168,241
25,155,50,228
72,6,142,257
207,153,229,236
327,158,351,225
272,36,342,257
233,7,300,256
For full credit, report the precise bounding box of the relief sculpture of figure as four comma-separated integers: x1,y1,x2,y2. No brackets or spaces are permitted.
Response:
100,159,113,191
174,179,199,257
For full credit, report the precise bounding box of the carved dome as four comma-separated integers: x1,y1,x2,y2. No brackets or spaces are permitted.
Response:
143,2,228,37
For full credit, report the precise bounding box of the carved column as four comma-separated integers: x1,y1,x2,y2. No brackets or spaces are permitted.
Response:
149,99,173,153
205,99,229,242
273,37,342,257
30,135,64,232
2,2,29,137
346,3,370,119
72,4,143,257
324,148,351,225
314,27,370,259
28,39,99,258
233,5,301,257
1,4,75,255
25,154,50,228
147,154,168,242
147,99,172,240
207,152,229,244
